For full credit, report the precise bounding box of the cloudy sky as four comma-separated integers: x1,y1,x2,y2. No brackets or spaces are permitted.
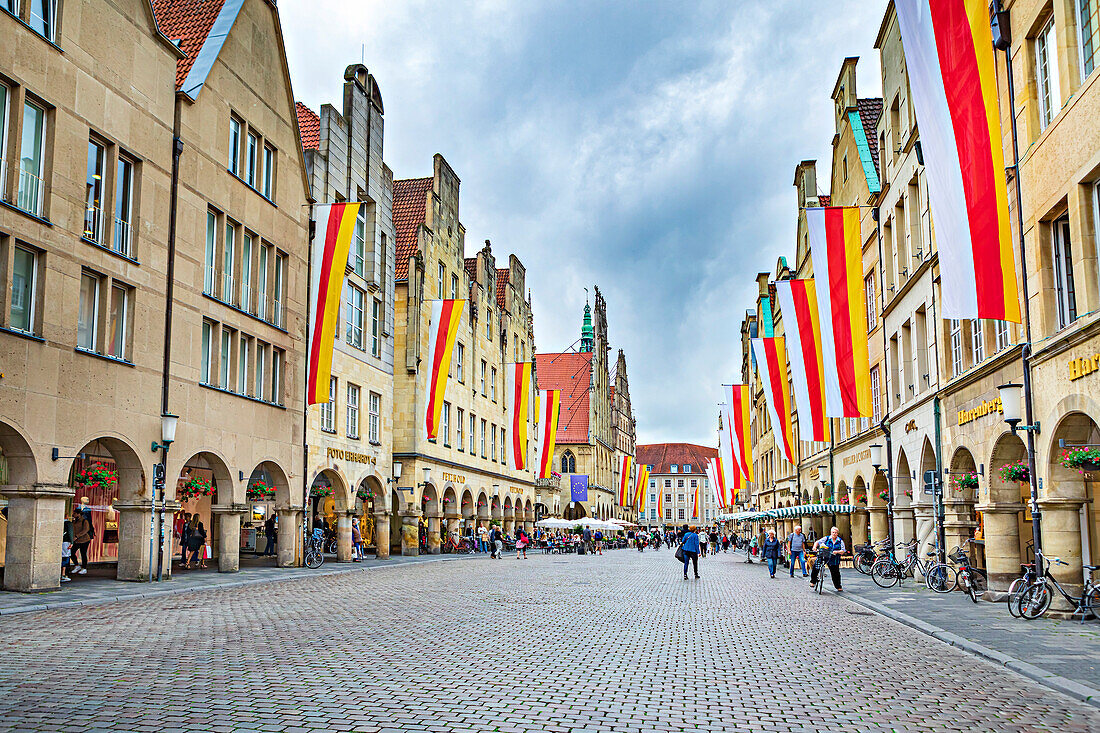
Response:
282,0,888,446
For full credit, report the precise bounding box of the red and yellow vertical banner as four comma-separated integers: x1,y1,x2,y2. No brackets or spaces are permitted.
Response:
715,454,728,510
656,472,664,520
775,280,831,441
633,464,650,513
618,454,633,506
307,202,361,404
806,207,872,417
751,337,796,463
505,362,534,470
424,299,465,440
692,473,702,520
536,389,560,480
724,385,754,482
895,0,1020,323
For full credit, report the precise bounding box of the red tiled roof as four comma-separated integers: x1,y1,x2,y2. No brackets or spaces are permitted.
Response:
857,97,883,175
296,102,320,151
635,443,718,475
152,0,226,90
495,268,510,310
465,258,477,280
535,352,593,444
392,177,432,281
818,195,831,207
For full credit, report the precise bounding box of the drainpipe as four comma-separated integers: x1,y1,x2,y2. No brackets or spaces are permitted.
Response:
934,396,946,563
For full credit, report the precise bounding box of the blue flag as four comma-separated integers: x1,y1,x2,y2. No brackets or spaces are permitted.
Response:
570,475,589,502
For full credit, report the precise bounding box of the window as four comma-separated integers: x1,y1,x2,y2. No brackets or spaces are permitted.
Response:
670,464,678,473
690,479,697,488
950,319,963,376
18,100,46,215
665,493,672,504
246,131,258,186
223,221,236,304
220,327,233,389
561,451,576,473
255,342,266,401
273,252,286,327
0,84,7,190
1036,15,1061,130
490,367,497,401
684,464,692,473
204,212,217,295
257,244,269,319
272,349,284,405
262,144,275,199
237,336,251,395
1081,0,1100,78
240,233,253,313
319,378,336,432
678,494,685,503
490,424,497,461
27,0,56,40
371,298,381,357
352,207,367,277
677,479,684,488
368,392,380,442
865,271,876,330
469,413,477,453
451,274,458,300
678,508,685,520
10,245,37,333
664,479,671,488
345,283,364,348
347,384,360,439
500,428,506,463
77,272,99,351
486,309,493,339
200,320,213,384
1052,216,1077,329
455,343,465,382
438,262,445,298
971,320,985,364
108,284,129,360
480,360,487,395
480,419,487,457
995,321,1011,352
84,140,106,242
113,156,134,256
871,365,882,422
456,407,464,451
442,401,451,446
229,117,241,175
664,508,672,521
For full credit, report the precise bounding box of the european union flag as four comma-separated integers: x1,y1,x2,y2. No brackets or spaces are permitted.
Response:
570,475,589,503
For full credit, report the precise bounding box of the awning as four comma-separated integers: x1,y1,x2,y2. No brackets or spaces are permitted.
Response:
765,503,854,519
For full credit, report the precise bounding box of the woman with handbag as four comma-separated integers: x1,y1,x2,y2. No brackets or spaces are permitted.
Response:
185,516,207,569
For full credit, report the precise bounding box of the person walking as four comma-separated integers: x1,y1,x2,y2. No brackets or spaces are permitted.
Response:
786,525,809,578
721,534,730,553
593,529,603,555
761,530,782,578
810,526,846,592
351,519,363,561
61,518,73,583
488,525,498,559
263,515,277,557
185,516,207,569
70,509,94,575
708,529,719,556
516,528,529,559
582,526,593,555
680,525,700,579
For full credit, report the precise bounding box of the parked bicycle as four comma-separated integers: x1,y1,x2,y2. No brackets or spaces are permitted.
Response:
1017,550,1100,621
1007,562,1040,617
442,534,473,554
950,540,987,603
854,538,891,575
813,546,833,594
871,539,953,592
305,528,326,569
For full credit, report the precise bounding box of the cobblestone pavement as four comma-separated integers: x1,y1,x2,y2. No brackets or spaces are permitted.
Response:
2,549,1099,732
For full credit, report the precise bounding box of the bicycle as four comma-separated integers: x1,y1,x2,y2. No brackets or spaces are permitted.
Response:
812,547,833,594
1007,562,1040,617
1017,550,1100,621
870,539,920,588
855,538,891,575
950,541,987,603
305,529,325,569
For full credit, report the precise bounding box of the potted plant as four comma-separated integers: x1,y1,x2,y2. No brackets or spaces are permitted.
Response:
74,462,118,493
999,459,1029,483
310,485,333,499
356,487,372,502
247,480,275,501
857,494,868,505
179,475,214,501
951,473,979,492
1061,447,1100,475
878,490,889,503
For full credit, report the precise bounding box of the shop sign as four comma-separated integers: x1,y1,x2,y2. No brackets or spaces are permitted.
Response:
441,471,466,484
957,398,1002,427
508,486,524,495
843,449,871,467
1069,354,1100,381
326,447,377,465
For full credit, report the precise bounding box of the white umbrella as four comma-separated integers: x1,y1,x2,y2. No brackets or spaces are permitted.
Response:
535,518,574,528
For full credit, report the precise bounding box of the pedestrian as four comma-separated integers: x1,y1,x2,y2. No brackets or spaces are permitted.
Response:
478,525,489,554
351,519,363,561
263,514,277,557
594,529,603,555
488,525,498,558
70,509,93,575
178,512,192,565
516,528,529,559
709,529,719,556
61,517,73,583
679,525,700,579
185,516,207,569
786,525,809,578
722,534,730,553
810,526,846,592
761,529,782,578
582,526,592,555
494,526,504,559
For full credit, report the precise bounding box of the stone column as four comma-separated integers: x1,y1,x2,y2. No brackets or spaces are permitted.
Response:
276,508,302,568
912,502,936,562
400,506,421,556
836,513,852,551
444,512,460,542
1,483,72,592
977,502,1024,592
1038,497,1087,611
113,498,154,582
868,507,888,543
943,498,977,561
374,510,391,559
893,507,916,548
336,513,354,562
426,511,442,555
850,508,869,548
211,505,244,573
504,518,514,536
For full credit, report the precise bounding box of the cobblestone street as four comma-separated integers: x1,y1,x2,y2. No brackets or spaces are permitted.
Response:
2,549,1098,732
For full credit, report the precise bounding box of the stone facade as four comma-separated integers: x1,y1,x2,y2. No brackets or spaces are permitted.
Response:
635,443,718,529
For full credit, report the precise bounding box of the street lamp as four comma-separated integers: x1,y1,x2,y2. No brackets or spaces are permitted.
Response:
150,412,178,453
997,383,1039,434
869,444,883,471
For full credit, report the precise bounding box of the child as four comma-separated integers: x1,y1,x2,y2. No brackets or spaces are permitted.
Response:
61,518,73,583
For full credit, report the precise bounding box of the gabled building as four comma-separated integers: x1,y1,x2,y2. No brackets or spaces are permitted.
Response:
635,443,718,529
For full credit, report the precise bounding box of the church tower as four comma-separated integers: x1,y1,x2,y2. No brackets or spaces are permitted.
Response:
580,302,594,353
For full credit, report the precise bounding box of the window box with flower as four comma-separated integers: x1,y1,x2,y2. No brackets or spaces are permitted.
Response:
310,486,333,499
950,473,979,493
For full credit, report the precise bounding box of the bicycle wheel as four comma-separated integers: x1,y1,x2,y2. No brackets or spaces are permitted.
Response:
815,568,825,595
968,568,987,602
1006,577,1026,616
871,559,900,588
1019,582,1052,619
856,555,875,575
925,564,957,593
1083,587,1100,620
305,548,323,569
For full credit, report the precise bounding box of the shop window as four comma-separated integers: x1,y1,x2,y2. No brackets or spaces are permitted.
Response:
319,377,336,433
369,391,380,443
1052,215,1077,330
1036,15,1061,131
347,383,360,439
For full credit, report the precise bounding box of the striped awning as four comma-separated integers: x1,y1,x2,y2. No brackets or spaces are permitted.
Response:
765,503,854,519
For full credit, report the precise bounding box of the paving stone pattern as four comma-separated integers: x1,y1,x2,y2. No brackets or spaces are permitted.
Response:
1,550,1098,732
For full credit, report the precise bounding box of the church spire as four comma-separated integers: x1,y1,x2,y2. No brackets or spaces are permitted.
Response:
580,301,594,352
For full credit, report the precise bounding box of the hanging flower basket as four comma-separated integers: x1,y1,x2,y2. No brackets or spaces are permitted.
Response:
950,473,980,492
857,495,868,505
356,487,372,502
999,459,1029,484
1061,447,1100,475
837,495,849,504
74,463,118,493
878,490,889,502
179,476,214,501
247,480,275,501
903,488,913,499
310,485,333,499
442,496,455,504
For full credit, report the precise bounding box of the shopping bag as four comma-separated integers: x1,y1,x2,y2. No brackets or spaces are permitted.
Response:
204,544,213,560
674,546,685,562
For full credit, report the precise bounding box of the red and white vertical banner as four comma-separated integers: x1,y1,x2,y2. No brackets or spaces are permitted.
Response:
536,389,561,479
424,299,465,441
751,337,796,463
895,0,1020,322
307,202,360,404
504,362,534,470
618,454,634,507
718,406,739,505
724,385,754,482
774,279,831,440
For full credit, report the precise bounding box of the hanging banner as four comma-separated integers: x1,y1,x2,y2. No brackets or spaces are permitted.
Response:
618,454,634,507
752,337,796,463
656,469,664,521
634,464,650,513
718,407,740,506
570,475,589,503
806,207,872,417
536,389,561,479
724,385,754,482
424,299,466,440
307,202,361,404
775,279,831,441
505,362,534,470
895,0,1020,323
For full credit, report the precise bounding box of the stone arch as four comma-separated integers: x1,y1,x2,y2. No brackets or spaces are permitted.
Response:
72,434,146,502
895,449,913,507
245,460,292,506
0,419,37,487
525,498,534,522
421,481,441,554
476,491,489,523
0,420,45,591
918,438,937,497
421,481,439,516
461,488,475,522
948,447,978,501
1045,410,1100,599
310,466,352,514
490,493,502,522
834,480,846,504
988,432,1027,504
173,450,233,573
442,485,458,514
